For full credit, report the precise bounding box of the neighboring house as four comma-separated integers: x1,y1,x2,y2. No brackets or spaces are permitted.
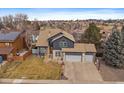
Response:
36,28,96,63
0,31,26,60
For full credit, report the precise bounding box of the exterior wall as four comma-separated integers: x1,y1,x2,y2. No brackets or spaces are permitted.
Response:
0,36,24,55
0,42,12,48
53,50,62,59
32,47,39,55
0,43,6,47
12,37,24,55
52,36,74,50
82,53,85,62
63,52,65,61
37,46,48,56
19,31,27,49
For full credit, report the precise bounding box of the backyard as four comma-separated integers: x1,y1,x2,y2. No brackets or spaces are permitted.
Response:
0,56,62,80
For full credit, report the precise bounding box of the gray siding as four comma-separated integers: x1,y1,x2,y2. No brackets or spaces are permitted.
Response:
52,36,74,50
34,46,48,56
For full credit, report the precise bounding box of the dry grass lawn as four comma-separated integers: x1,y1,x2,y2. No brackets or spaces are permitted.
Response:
0,56,62,80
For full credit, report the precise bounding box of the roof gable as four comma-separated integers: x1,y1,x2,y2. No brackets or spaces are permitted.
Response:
51,35,74,43
48,32,63,41
36,28,75,46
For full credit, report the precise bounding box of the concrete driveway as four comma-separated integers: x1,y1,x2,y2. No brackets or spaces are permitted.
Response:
64,62,103,83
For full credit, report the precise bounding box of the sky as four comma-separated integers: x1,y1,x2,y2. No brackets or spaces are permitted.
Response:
0,8,124,20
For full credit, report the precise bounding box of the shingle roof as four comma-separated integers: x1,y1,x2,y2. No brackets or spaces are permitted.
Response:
36,28,75,46
0,32,21,42
62,43,96,53
0,47,13,55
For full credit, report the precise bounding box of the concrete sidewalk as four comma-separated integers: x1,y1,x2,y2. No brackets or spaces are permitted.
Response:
1,78,124,84
0,79,71,84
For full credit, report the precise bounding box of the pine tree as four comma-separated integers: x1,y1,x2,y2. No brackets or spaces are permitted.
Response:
103,26,122,68
81,23,101,48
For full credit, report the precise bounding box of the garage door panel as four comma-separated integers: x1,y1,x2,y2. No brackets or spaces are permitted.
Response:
65,53,82,62
85,55,94,62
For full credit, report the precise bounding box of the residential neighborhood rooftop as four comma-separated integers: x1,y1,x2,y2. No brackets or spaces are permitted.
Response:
36,28,75,46
0,31,22,42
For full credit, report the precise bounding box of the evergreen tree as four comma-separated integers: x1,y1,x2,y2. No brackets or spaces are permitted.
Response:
103,26,122,68
120,26,124,67
81,23,101,48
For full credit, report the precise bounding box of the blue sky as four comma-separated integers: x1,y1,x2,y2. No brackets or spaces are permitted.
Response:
0,8,124,20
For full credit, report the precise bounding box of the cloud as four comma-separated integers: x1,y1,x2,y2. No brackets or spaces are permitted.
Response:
0,8,124,20
30,9,124,20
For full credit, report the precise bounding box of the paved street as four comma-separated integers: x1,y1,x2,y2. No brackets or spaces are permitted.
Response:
64,62,103,83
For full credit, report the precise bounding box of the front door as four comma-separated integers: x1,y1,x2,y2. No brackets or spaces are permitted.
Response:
53,50,62,59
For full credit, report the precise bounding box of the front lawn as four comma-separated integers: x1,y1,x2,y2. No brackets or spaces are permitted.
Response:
0,56,62,80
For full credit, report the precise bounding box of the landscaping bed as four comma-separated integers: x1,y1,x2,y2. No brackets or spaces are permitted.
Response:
0,56,62,80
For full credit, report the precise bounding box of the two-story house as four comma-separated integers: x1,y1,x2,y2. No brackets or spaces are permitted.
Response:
0,31,26,60
36,29,96,63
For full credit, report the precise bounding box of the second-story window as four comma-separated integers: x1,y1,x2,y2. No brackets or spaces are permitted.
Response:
59,40,68,48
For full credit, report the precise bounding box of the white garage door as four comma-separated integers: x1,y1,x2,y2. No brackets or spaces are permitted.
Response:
85,54,94,63
65,53,82,62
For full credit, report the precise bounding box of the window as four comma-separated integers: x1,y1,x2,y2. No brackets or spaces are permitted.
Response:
40,48,46,53
55,51,61,57
5,43,10,46
63,42,68,47
59,40,68,48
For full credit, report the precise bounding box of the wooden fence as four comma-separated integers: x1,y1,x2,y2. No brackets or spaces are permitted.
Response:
13,50,32,61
